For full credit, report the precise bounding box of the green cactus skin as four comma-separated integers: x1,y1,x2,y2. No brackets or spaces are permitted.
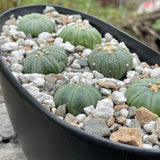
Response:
18,13,54,37
88,43,133,80
54,83,102,116
23,45,68,74
59,22,102,49
125,78,160,116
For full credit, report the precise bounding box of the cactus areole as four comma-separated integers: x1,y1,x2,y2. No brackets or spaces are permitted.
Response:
59,22,102,49
18,13,54,37
125,78,160,116
54,83,102,116
88,43,133,80
23,45,68,74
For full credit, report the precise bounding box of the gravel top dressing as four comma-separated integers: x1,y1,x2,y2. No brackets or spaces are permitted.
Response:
1,6,160,149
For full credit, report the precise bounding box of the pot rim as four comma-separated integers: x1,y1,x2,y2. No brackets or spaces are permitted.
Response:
0,4,160,155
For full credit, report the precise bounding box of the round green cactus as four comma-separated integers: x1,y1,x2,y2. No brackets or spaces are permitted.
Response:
88,43,133,80
59,22,101,49
125,78,160,115
54,83,102,116
18,13,54,37
23,45,68,74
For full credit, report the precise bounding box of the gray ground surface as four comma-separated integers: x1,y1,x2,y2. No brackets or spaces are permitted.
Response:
0,85,27,160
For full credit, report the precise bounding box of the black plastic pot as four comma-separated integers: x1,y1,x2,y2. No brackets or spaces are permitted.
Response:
0,4,160,160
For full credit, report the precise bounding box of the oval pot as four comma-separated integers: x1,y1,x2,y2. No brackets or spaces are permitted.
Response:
0,4,160,160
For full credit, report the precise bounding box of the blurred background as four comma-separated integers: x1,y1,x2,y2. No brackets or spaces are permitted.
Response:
1,0,160,52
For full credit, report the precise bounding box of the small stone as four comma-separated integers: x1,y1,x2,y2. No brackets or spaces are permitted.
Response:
114,108,128,118
142,144,153,149
11,63,23,73
43,6,56,13
82,49,91,57
55,104,66,118
147,134,158,145
84,105,95,116
76,114,87,124
34,92,53,103
93,106,114,119
24,74,45,87
100,88,111,96
65,113,78,125
98,80,117,89
96,98,114,109
78,57,88,67
109,123,121,133
114,104,129,112
112,91,126,105
92,70,104,79
22,84,40,96
78,123,84,129
37,32,52,43
67,56,74,66
70,75,80,83
150,68,160,78
54,37,63,45
107,116,115,127
75,45,85,52
24,39,37,47
51,108,57,114
43,99,55,108
127,106,137,118
144,121,156,133
104,33,113,42
71,60,81,69
84,118,110,137
110,127,142,147
1,42,19,51
125,119,132,127
135,107,158,127
64,42,75,52
45,74,57,84
153,118,160,137
116,116,126,125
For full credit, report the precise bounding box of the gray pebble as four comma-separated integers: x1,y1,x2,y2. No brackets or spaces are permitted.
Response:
127,106,137,118
1,42,19,52
92,70,104,79
84,118,110,137
104,33,113,42
76,114,86,124
64,42,75,52
84,105,94,116
56,104,66,118
144,121,156,133
43,6,56,13
109,123,121,133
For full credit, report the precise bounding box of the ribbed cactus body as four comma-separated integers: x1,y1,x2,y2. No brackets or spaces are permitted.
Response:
18,13,54,37
126,78,160,115
23,45,68,74
59,23,101,49
54,83,102,116
88,43,133,80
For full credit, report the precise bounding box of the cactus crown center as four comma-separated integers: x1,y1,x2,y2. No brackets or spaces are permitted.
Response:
96,43,120,54
76,22,91,29
148,82,160,92
34,49,49,57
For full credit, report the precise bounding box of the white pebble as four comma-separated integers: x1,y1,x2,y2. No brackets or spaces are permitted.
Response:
11,63,23,73
144,121,156,133
92,70,104,79
142,144,153,149
71,59,81,69
22,84,40,96
1,42,19,51
34,92,53,103
70,75,80,83
76,114,86,123
112,91,126,105
54,37,63,45
150,68,160,78
64,42,75,52
37,32,52,43
104,33,113,42
84,105,94,116
96,98,114,109
82,49,92,57
43,99,55,108
81,72,93,79
93,106,114,119
119,108,128,118
100,88,111,96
